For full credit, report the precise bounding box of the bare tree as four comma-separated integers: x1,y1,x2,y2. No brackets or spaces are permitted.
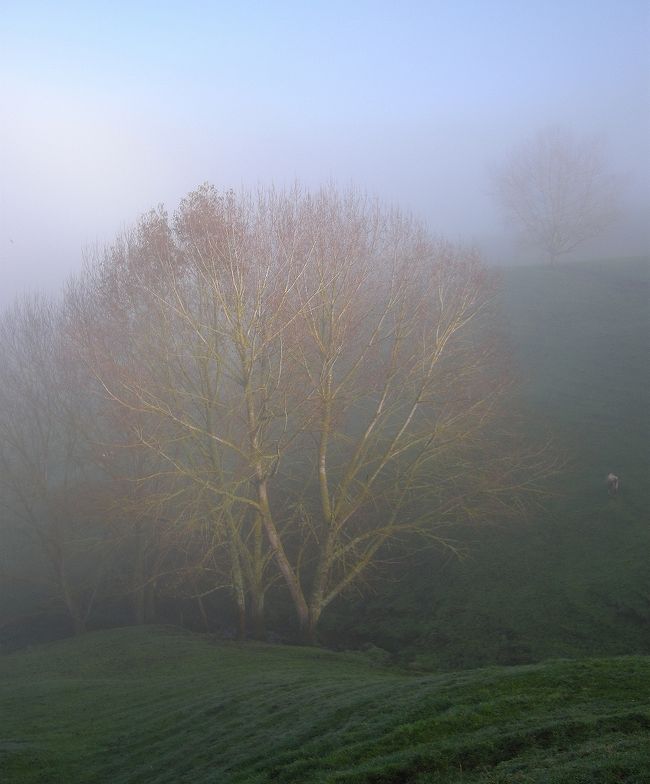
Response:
0,296,107,633
85,411,200,627
73,184,554,642
494,127,619,265
69,201,276,638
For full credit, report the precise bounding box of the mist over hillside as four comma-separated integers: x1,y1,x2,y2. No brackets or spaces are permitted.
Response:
1,4,649,782
318,257,650,667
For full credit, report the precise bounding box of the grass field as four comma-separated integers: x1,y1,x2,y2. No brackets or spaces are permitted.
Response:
1,626,649,783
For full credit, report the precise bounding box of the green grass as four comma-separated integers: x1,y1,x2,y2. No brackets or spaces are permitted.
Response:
1,626,649,783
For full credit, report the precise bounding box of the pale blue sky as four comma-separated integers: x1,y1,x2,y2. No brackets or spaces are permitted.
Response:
1,0,648,302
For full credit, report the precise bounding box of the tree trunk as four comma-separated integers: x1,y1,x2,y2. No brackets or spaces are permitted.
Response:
133,586,146,625
236,602,246,640
250,589,266,640
144,582,156,622
227,523,247,640
196,592,210,632
132,524,152,624
241,363,309,634
56,556,86,635
302,605,321,646
256,478,310,632
248,512,267,640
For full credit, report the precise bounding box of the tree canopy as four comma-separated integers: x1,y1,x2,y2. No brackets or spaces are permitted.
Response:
1,184,554,641
494,127,619,265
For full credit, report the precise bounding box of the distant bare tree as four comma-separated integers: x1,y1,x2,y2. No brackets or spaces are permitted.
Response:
0,296,106,633
495,127,619,265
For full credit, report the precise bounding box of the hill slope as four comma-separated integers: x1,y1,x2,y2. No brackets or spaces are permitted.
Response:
1,626,649,783
325,257,650,667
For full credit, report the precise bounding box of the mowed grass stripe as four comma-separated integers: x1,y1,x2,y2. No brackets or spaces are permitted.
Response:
1,627,648,783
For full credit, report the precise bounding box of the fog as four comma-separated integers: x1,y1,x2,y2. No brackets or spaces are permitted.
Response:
1,1,648,308
2,11,650,774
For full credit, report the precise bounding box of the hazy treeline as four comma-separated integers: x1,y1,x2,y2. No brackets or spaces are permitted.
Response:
0,185,553,643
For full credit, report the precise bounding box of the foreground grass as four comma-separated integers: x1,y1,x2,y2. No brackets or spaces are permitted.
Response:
1,626,648,783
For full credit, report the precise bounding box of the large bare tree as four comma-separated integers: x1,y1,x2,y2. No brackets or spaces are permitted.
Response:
494,127,619,265
73,184,552,641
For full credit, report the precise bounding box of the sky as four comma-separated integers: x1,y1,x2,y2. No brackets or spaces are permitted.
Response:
1,0,649,306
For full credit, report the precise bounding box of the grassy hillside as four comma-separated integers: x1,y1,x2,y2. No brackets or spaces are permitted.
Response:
1,626,649,783
325,257,650,668
502,256,648,486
